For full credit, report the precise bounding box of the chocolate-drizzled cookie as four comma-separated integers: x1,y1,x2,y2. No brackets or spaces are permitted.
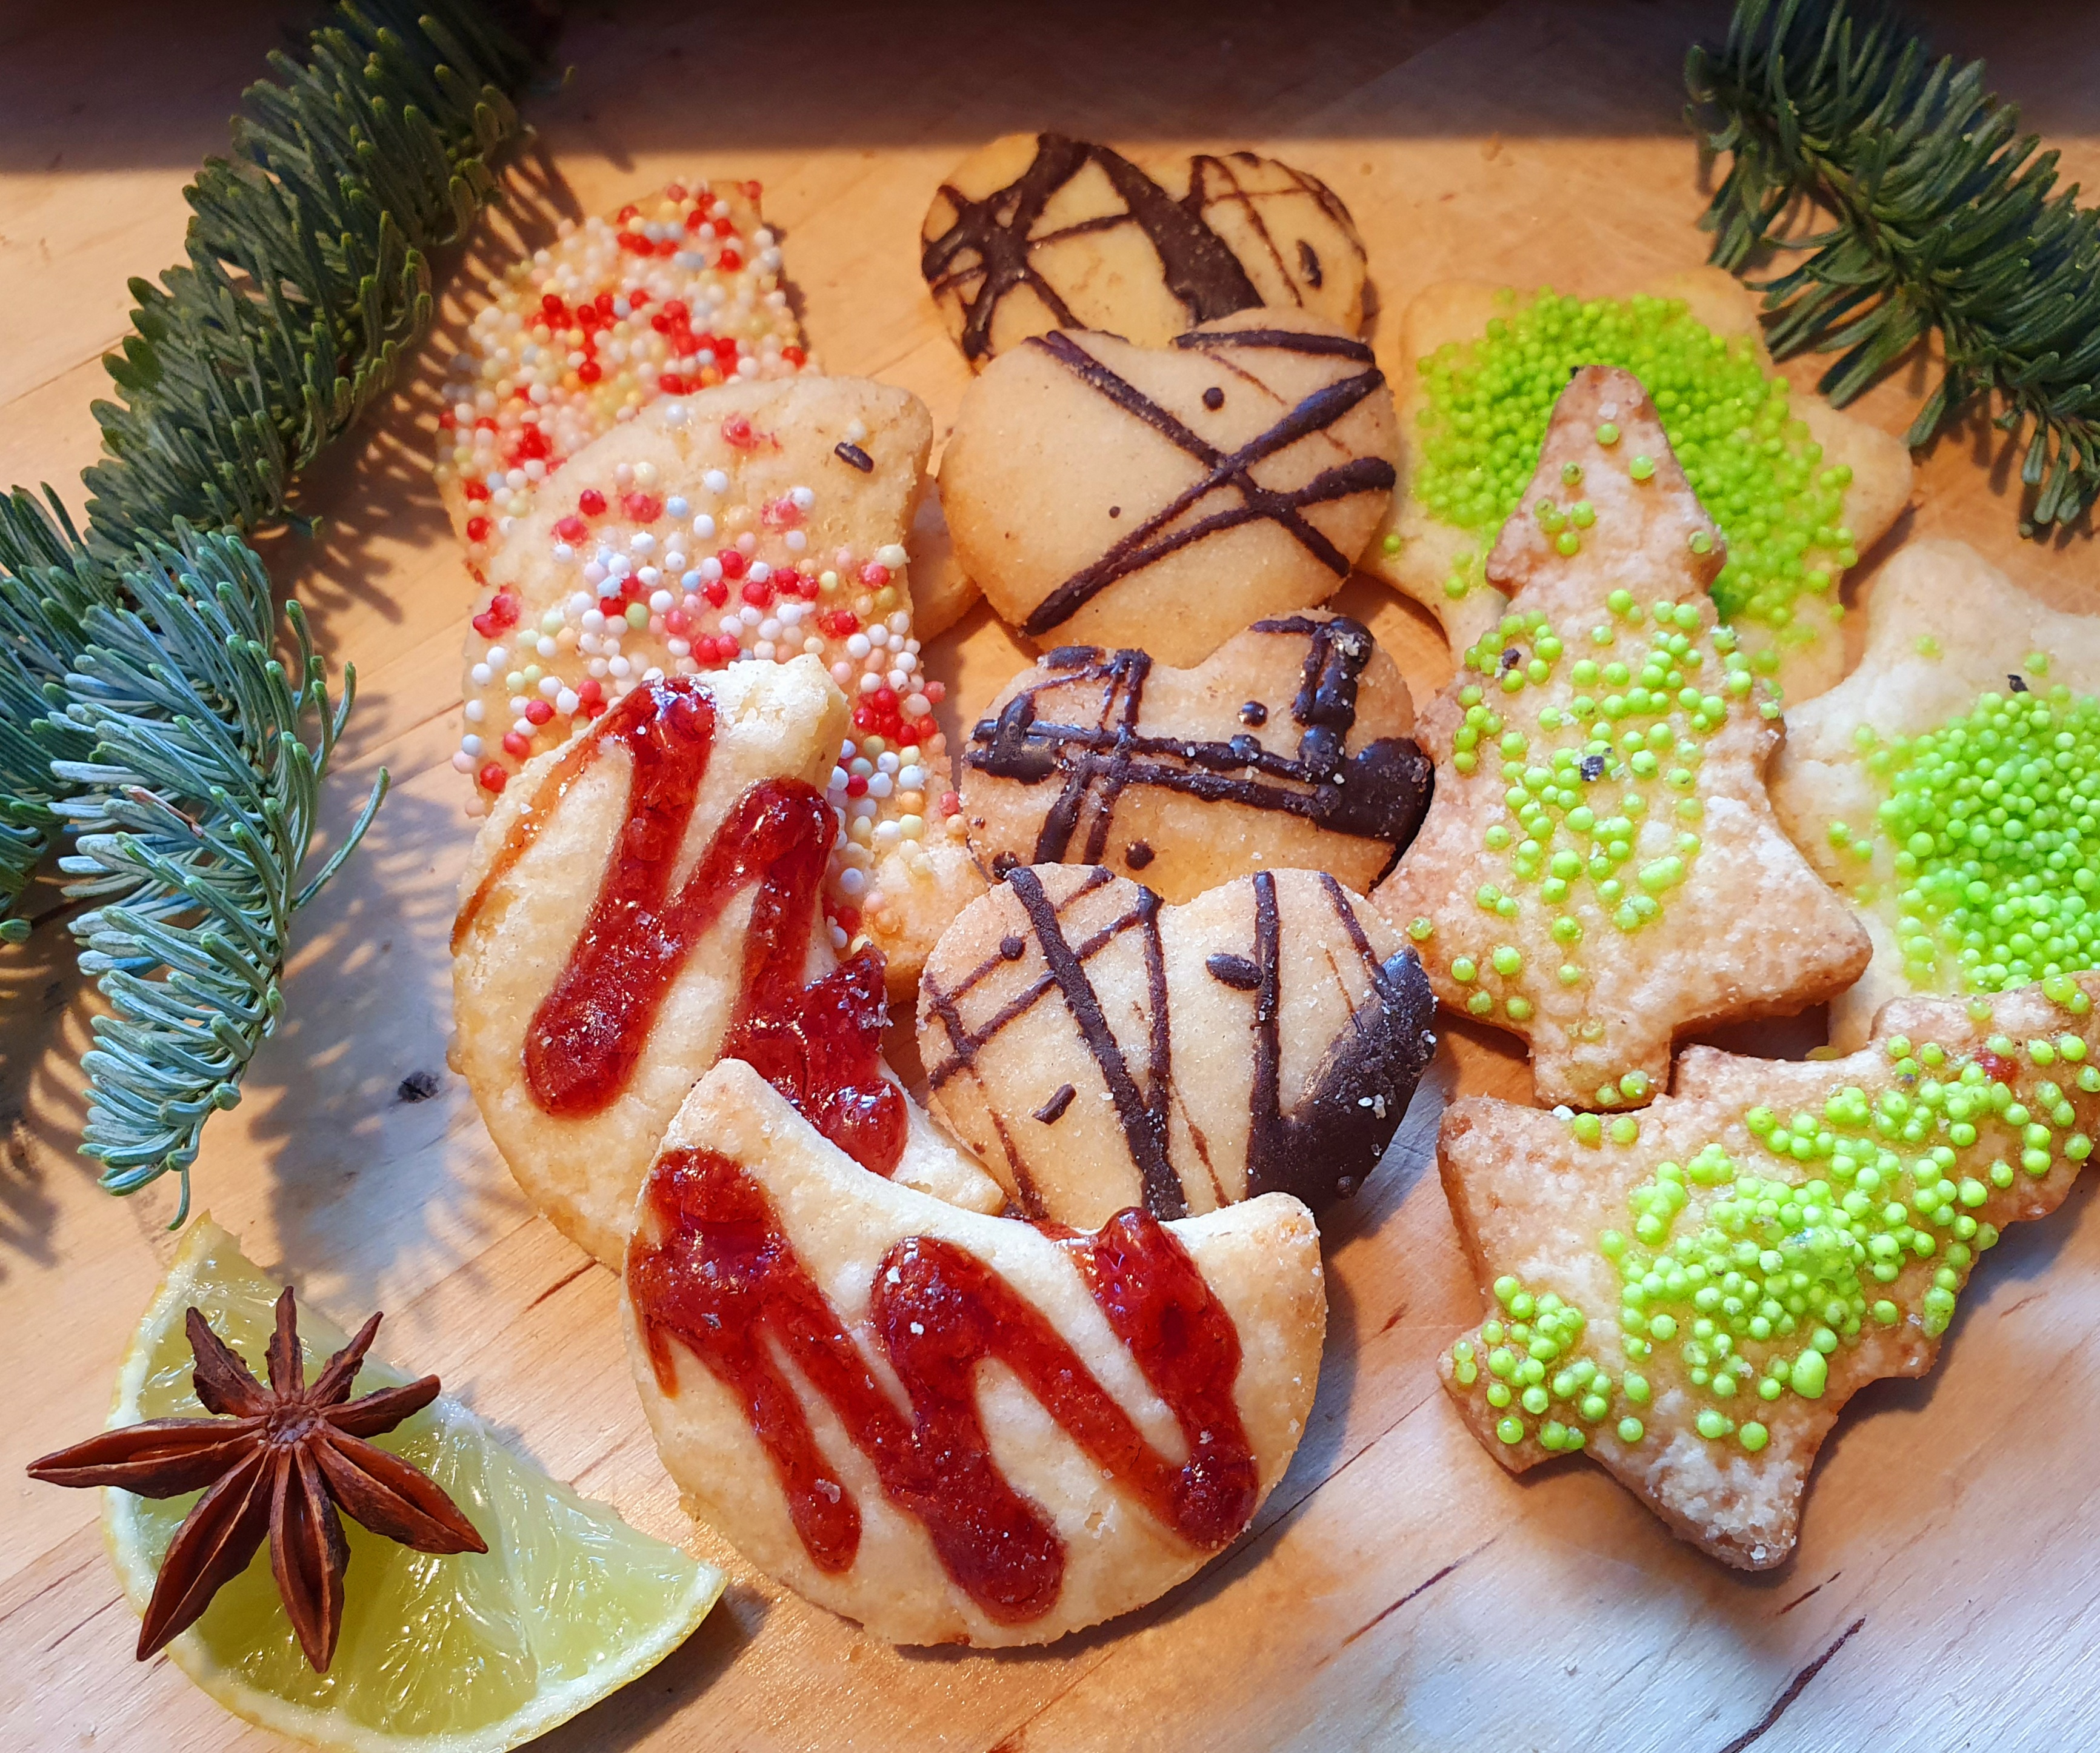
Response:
918,864,1437,1228
941,308,1398,666
921,131,1367,366
964,611,1431,902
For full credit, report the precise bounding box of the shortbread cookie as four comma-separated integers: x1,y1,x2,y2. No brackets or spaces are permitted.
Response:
921,131,1366,365
434,178,810,571
962,612,1432,899
1437,977,2100,1569
1375,367,1869,1109
919,864,1436,1227
942,309,1398,665
1368,269,1912,700
452,660,1002,1266
453,376,985,986
1772,539,2100,1049
624,1057,1326,1645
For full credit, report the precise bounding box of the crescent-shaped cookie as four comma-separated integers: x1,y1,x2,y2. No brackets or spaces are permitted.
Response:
622,1057,1327,1646
452,657,1002,1265
941,308,1398,666
918,864,1436,1227
961,611,1432,900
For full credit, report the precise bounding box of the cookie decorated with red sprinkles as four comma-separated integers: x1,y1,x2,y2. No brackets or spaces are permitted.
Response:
456,375,985,987
433,178,812,576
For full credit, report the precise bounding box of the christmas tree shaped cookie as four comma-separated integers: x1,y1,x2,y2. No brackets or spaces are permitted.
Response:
1771,539,2100,1049
1376,366,1868,1109
1438,977,2100,1568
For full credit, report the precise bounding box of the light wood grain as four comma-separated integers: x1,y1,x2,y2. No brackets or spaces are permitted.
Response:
4,2,2100,1749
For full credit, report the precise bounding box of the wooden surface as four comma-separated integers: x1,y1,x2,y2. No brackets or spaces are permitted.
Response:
4,3,2100,1749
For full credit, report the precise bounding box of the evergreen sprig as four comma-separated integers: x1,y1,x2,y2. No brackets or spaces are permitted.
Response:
0,1,544,1211
1687,0,2100,536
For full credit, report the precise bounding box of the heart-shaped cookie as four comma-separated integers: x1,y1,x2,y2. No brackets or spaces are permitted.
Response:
921,131,1367,365
940,308,1399,667
623,1057,1325,1646
963,611,1432,900
918,863,1437,1228
452,657,1001,1266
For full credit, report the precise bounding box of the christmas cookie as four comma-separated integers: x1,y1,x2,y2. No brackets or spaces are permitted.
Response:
962,611,1431,899
1368,268,1912,700
1437,977,2100,1569
624,1056,1326,1646
1375,366,1868,1110
918,863,1436,1228
452,659,1002,1267
921,131,1366,366
434,178,811,572
941,308,1398,666
453,375,984,987
1771,539,2100,1048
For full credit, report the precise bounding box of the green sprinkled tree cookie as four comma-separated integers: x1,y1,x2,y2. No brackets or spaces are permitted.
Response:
1365,268,1912,701
1377,365,1869,1108
1773,539,2100,1051
1438,976,2100,1570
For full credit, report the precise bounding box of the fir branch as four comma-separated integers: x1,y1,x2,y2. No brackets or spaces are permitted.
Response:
1687,0,2100,536
51,533,385,1222
0,0,545,1203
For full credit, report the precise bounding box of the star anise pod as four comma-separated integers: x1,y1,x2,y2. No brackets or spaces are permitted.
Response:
27,1287,486,1672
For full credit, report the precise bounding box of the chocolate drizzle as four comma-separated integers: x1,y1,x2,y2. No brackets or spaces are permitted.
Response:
922,133,1268,363
966,615,1432,874
1018,331,1396,636
1033,1083,1077,1125
833,441,874,473
1241,871,1436,1205
1184,150,1357,311
1170,327,1375,363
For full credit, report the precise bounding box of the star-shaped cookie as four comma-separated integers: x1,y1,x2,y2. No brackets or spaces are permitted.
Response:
1772,537,2100,1049
1375,365,1870,1109
1437,976,2100,1569
1364,268,1912,702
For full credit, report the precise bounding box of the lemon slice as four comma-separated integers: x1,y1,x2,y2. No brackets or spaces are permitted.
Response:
101,1217,723,1752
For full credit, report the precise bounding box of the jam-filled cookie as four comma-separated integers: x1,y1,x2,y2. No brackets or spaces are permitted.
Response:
1375,365,1868,1110
624,1057,1327,1646
452,657,1002,1266
962,611,1431,900
918,864,1436,1228
921,131,1366,365
941,309,1398,666
1368,268,1912,700
1771,538,2100,1047
455,375,985,987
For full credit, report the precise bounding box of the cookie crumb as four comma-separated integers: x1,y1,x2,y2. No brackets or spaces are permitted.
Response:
396,1069,443,1103
833,440,875,473
1033,1083,1077,1125
1124,841,1155,870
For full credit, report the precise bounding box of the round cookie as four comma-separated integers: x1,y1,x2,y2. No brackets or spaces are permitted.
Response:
1770,538,2100,1048
921,131,1366,366
918,863,1437,1229
452,657,1002,1266
941,308,1398,667
624,1057,1327,1648
1365,268,1913,701
453,376,984,988
962,611,1431,900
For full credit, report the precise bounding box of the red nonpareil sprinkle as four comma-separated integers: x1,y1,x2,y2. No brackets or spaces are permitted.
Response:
659,374,687,395
622,574,648,603
685,207,707,231
717,248,743,273
829,904,861,934
515,425,550,461
438,408,456,430
664,609,690,636
702,578,729,608
542,292,566,319
462,479,491,502
721,414,755,448
762,496,802,531
782,345,807,367
941,791,961,816
578,488,607,516
924,680,947,705
555,515,587,543
478,762,508,793
871,687,899,713
578,677,604,707
623,492,664,523
824,610,859,638
718,548,747,580
465,516,492,543
502,730,531,757
616,203,639,223
915,715,942,745
524,699,555,726
845,774,868,798
489,591,519,628
773,568,805,598
630,288,650,310
578,361,602,384
740,579,773,609
859,562,890,589
744,180,763,200
662,299,688,323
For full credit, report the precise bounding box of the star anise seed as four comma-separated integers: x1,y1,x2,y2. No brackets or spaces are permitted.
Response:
27,1286,486,1672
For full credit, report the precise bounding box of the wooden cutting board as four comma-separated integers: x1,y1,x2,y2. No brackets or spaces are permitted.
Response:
5,2,2100,1748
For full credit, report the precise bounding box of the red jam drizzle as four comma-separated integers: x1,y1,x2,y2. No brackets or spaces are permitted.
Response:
628,1149,1258,1624
457,676,904,1175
